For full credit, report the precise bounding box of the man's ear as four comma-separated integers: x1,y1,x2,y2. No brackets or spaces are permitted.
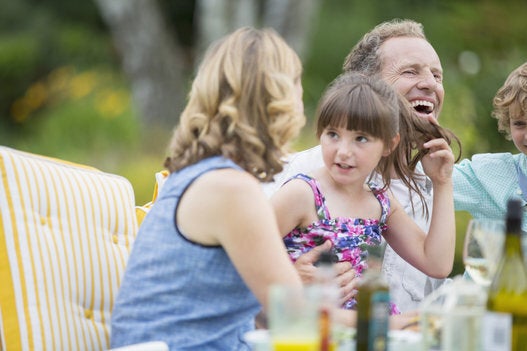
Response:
383,133,400,156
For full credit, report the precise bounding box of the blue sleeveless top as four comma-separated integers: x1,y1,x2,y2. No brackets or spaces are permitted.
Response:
111,156,260,350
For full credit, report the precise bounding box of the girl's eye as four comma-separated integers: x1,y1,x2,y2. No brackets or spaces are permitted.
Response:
356,136,368,143
326,130,339,139
513,120,527,127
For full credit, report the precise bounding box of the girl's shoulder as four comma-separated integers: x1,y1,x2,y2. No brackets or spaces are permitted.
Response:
288,173,314,182
367,181,387,197
276,173,319,201
367,181,391,223
282,173,320,193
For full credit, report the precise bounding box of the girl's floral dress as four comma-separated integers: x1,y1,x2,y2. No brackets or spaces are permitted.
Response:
282,173,399,315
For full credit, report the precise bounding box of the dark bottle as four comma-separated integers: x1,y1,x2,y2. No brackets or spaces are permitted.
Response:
356,245,389,351
486,198,527,350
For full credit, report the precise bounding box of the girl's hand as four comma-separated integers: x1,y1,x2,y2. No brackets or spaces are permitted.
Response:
293,241,359,305
421,138,454,185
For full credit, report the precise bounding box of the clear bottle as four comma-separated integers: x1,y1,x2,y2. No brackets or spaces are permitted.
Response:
485,198,527,350
355,244,389,351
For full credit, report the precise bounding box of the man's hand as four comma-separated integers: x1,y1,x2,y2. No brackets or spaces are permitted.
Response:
334,259,360,305
293,241,360,305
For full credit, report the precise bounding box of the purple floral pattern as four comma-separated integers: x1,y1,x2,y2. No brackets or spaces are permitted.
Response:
283,173,400,315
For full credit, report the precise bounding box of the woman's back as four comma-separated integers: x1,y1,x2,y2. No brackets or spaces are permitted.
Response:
111,157,260,350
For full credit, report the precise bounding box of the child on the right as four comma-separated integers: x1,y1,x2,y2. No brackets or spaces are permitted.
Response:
453,62,527,227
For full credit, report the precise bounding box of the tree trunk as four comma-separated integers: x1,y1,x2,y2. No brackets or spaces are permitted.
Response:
93,0,185,129
262,0,320,58
92,0,320,129
196,0,320,60
195,0,257,55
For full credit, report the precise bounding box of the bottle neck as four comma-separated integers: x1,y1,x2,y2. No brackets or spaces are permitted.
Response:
504,218,523,256
506,217,521,235
366,257,383,274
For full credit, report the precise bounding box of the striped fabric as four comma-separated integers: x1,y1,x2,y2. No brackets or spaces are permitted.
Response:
0,146,138,351
135,170,168,226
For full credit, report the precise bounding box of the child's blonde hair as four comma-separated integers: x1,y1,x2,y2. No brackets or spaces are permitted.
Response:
492,62,527,140
165,27,305,181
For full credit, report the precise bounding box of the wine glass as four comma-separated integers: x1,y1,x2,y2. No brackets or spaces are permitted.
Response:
463,218,505,287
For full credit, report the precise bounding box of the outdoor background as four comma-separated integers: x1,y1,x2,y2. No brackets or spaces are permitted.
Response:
1,0,526,276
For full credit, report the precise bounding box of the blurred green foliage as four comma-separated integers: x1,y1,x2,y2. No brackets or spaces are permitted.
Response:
1,0,526,277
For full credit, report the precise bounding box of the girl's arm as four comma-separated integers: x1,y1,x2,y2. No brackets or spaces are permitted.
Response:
270,178,317,236
384,138,455,278
177,168,302,312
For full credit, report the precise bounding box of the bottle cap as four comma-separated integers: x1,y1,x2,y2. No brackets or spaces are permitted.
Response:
507,197,522,220
506,197,522,233
315,250,338,266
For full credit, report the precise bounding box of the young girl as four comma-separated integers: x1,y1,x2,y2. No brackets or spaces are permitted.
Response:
271,72,456,312
111,27,306,350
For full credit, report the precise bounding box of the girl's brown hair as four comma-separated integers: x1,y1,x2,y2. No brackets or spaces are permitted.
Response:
316,72,461,218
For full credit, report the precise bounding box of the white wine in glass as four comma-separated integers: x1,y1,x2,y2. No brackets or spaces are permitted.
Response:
463,219,505,287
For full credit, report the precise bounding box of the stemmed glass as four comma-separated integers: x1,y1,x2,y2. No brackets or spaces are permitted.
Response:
462,218,505,287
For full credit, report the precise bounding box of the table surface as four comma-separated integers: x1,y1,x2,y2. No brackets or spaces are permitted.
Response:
244,329,422,351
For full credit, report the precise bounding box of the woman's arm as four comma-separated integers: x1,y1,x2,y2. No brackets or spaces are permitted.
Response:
177,168,302,312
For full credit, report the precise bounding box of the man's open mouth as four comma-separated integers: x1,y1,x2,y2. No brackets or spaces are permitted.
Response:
411,100,434,114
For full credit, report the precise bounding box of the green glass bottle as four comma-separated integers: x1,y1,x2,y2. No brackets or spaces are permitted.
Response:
356,244,389,351
485,198,527,350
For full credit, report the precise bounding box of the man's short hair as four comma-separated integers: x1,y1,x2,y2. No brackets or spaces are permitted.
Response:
342,19,426,75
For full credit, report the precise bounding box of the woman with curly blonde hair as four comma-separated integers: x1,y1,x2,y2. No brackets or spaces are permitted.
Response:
111,27,305,350
166,26,305,181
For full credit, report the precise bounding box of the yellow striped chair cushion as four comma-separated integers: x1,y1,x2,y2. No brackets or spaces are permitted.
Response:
0,146,138,351
135,170,168,226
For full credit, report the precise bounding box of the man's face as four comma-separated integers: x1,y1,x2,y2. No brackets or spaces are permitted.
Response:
379,37,444,120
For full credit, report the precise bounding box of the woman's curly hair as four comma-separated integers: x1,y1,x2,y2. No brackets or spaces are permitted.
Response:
164,27,305,181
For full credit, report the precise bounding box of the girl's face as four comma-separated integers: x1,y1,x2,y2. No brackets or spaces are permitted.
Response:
510,106,527,155
320,126,389,185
